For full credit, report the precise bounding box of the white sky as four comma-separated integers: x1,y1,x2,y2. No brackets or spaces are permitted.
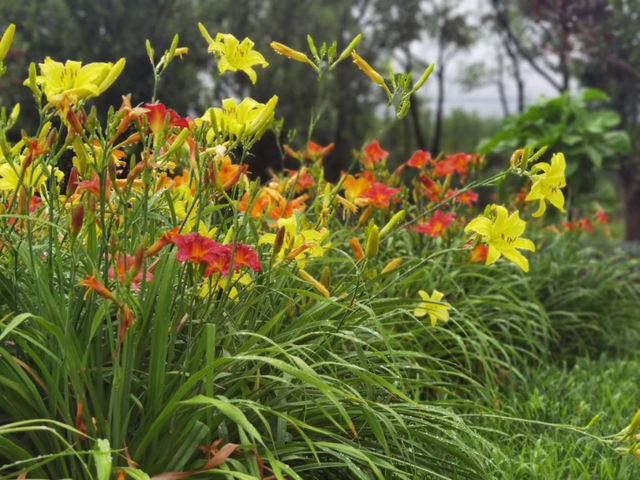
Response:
408,0,561,117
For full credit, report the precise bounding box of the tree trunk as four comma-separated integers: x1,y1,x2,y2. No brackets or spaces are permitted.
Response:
432,62,445,155
409,95,427,150
496,47,510,117
621,161,640,241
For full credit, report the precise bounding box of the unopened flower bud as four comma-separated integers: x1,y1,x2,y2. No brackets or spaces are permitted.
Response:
270,42,310,64
273,226,286,255
320,266,331,290
0,24,16,63
381,258,402,274
365,224,379,260
380,210,406,238
299,269,330,298
412,63,435,93
66,167,79,196
349,237,365,260
70,204,84,238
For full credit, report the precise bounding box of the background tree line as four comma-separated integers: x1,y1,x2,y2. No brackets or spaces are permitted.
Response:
1,0,639,239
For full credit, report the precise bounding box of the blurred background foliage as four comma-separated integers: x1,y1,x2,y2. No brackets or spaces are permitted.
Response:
1,0,640,239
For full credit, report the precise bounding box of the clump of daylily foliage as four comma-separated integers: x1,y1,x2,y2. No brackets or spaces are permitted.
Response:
0,22,636,478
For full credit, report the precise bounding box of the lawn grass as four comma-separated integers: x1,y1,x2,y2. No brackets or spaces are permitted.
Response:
483,355,640,479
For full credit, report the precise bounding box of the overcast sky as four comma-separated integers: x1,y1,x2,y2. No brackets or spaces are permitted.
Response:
408,0,561,118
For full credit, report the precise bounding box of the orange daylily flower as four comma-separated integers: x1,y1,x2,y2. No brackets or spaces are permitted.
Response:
146,227,180,258
78,272,116,302
359,183,401,209
342,171,374,202
407,150,431,169
361,140,389,168
413,210,456,238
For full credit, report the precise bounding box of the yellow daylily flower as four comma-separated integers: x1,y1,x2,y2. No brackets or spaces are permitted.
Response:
414,290,451,326
173,199,208,234
465,205,535,272
200,272,252,302
525,152,567,217
0,157,63,192
29,57,126,106
198,96,278,140
207,33,268,84
258,216,328,267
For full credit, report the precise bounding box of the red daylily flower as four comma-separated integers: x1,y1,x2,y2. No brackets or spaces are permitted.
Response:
108,253,152,291
446,153,472,176
446,189,478,207
469,244,488,263
433,158,456,177
413,210,456,238
174,233,225,265
360,183,401,209
224,243,262,273
407,150,431,168
419,174,441,202
143,103,190,136
77,174,111,199
306,141,334,161
285,168,315,191
361,140,389,168
594,211,609,224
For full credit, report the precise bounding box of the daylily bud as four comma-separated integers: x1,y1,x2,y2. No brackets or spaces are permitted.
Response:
320,266,331,290
27,62,39,97
510,149,524,169
357,206,373,226
333,34,363,68
380,210,406,238
108,158,118,185
110,231,118,255
145,227,179,258
270,42,310,63
66,106,85,136
412,63,435,93
126,244,145,283
349,237,365,260
286,243,312,261
70,204,84,238
0,24,15,63
273,226,286,256
45,127,57,149
127,160,146,185
160,128,190,159
351,52,391,97
8,103,20,127
115,132,141,149
381,258,402,274
66,167,79,196
98,58,126,94
114,303,134,358
365,224,379,260
246,95,278,139
299,269,330,298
